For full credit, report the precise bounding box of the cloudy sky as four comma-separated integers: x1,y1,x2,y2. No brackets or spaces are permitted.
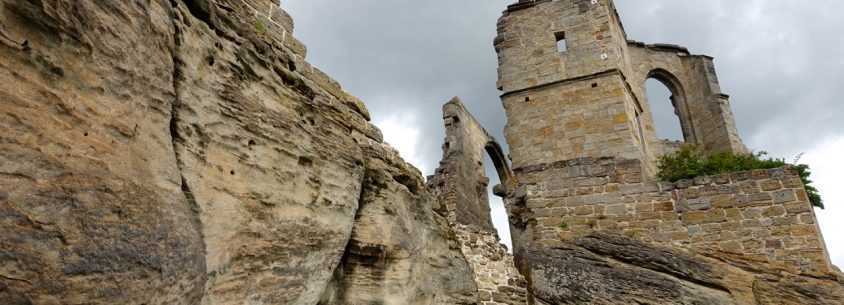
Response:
284,0,844,268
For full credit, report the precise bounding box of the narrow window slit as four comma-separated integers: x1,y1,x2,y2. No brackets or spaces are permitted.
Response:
555,32,567,53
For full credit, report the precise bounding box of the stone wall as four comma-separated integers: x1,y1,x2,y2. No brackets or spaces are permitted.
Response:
500,71,646,170
495,0,745,175
496,0,648,170
427,98,510,230
427,98,526,305
453,225,528,305
506,157,832,273
626,42,745,155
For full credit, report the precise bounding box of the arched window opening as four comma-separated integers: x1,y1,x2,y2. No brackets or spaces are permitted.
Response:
644,69,695,145
646,78,684,142
483,152,513,253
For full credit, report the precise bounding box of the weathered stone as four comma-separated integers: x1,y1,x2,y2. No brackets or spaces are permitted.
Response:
523,233,844,305
496,1,838,303
0,1,480,304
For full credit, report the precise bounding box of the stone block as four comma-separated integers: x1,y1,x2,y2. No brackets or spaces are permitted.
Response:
749,193,772,204
676,179,694,189
765,239,783,249
791,224,819,237
676,198,710,212
762,205,786,218
782,177,804,188
713,173,731,184
605,204,627,215
750,169,771,180
710,194,732,208
784,202,811,215
732,194,751,207
574,205,594,215
706,209,726,222
739,181,760,194
772,189,797,204
725,208,742,221
772,215,798,226
681,211,708,225
635,203,653,212
798,213,816,224
719,242,742,253
637,211,661,221
653,201,674,212
759,179,782,191
731,171,751,181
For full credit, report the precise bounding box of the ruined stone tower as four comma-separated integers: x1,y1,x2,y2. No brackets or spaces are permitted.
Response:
495,0,745,176
490,2,835,301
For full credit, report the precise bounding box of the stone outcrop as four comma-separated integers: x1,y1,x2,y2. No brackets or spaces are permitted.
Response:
318,146,478,304
0,0,476,304
525,232,844,305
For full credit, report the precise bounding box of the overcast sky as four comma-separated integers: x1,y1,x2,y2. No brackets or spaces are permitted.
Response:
284,0,844,268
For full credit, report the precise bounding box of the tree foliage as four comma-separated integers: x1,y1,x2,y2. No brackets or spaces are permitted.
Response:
656,146,823,209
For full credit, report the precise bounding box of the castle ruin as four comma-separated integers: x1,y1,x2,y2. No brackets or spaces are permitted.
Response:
430,0,834,302
0,0,840,304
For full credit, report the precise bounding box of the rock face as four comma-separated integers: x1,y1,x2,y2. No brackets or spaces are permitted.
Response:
525,232,844,305
0,1,206,303
0,0,476,304
319,146,478,304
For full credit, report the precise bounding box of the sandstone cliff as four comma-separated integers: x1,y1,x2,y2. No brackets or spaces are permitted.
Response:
2,1,843,305
0,0,476,304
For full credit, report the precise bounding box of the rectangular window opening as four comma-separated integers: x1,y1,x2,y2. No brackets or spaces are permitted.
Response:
555,32,567,53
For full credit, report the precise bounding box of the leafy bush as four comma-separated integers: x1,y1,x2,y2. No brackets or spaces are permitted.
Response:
656,145,823,209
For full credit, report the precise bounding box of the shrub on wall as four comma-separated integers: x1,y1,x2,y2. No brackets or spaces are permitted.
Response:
656,146,824,209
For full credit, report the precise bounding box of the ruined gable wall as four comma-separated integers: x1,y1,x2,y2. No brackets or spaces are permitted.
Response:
427,98,526,305
428,98,502,231
626,43,746,155
506,158,832,274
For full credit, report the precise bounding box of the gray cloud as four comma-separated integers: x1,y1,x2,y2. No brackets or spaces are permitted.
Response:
284,0,844,264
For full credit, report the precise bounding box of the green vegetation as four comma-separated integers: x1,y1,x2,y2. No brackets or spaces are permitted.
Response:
656,145,823,209
528,218,538,226
559,221,568,229
254,20,267,34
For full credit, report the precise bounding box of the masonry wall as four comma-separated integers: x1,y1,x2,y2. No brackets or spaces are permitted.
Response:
506,158,832,273
496,0,630,93
501,73,646,170
428,98,511,231
496,0,746,179
626,42,745,155
453,225,528,305
427,98,526,305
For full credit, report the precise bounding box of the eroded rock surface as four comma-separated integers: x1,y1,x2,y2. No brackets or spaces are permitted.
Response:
524,232,844,305
0,0,477,304
319,145,478,304
0,1,205,303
